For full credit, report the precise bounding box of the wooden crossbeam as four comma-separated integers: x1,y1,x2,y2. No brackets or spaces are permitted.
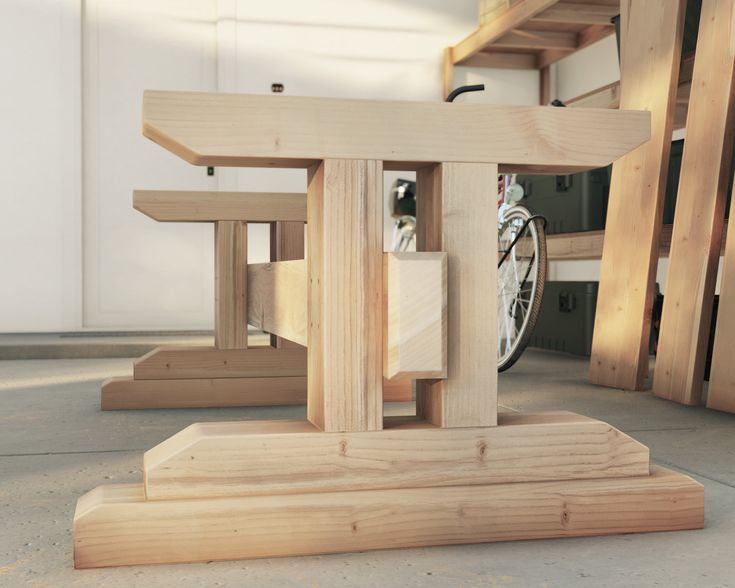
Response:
247,260,307,346
653,0,735,407
133,190,306,222
452,0,560,64
142,91,650,173
460,51,538,70
530,2,619,25
491,29,578,51
143,412,649,501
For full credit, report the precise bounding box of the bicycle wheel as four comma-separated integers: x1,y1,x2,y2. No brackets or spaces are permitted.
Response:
497,205,547,372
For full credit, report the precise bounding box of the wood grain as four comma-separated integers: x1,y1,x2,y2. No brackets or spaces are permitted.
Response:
214,221,247,349
100,376,307,410
133,346,307,380
307,160,383,433
133,190,306,222
269,220,305,349
589,0,686,391
143,412,650,500
74,466,703,568
142,91,650,172
384,252,447,381
416,163,497,428
653,0,735,406
454,0,559,63
247,260,307,346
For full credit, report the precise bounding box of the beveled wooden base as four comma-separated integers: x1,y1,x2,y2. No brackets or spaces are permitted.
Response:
74,466,702,568
73,413,703,568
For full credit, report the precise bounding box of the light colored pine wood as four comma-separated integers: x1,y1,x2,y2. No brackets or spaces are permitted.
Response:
454,0,559,63
307,159,383,433
143,412,650,500
133,346,307,380
492,30,577,51
461,51,538,69
142,91,650,173
442,47,453,100
384,252,447,381
383,379,413,402
530,2,619,25
546,223,728,261
101,376,409,410
247,260,307,346
539,65,551,104
415,163,497,428
133,190,306,222
589,0,686,391
653,0,735,406
478,0,515,25
214,220,247,349
709,206,735,413
269,220,305,349
74,466,703,568
100,376,307,410
567,53,696,130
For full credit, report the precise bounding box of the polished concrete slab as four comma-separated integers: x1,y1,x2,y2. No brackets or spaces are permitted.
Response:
0,348,733,587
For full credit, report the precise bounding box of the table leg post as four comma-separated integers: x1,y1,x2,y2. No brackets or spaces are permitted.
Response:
306,159,384,432
415,162,498,428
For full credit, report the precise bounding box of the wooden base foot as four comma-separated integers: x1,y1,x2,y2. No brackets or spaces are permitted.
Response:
74,466,702,568
101,377,411,410
73,412,703,568
101,376,308,410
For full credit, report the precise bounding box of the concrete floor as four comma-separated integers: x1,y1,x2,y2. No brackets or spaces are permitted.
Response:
1,348,734,587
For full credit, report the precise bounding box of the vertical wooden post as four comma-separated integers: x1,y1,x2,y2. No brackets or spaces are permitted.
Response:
306,159,383,433
653,0,735,406
269,221,305,348
589,0,685,390
214,220,248,349
442,47,453,100
539,65,551,105
415,162,497,428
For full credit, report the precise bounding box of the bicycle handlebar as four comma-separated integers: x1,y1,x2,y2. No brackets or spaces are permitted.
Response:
445,84,485,103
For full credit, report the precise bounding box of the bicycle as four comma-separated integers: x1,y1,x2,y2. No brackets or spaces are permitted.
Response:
390,84,547,372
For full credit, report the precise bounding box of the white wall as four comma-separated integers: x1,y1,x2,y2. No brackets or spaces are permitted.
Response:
0,0,539,331
0,0,82,331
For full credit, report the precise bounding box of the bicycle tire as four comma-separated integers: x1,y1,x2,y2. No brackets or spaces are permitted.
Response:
497,206,547,372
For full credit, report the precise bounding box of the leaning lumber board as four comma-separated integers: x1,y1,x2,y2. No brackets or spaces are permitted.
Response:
247,260,307,346
708,194,735,411
142,91,650,172
589,0,685,391
384,252,447,380
74,466,703,568
143,412,650,500
133,190,307,222
133,346,307,380
653,0,735,406
100,376,307,410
